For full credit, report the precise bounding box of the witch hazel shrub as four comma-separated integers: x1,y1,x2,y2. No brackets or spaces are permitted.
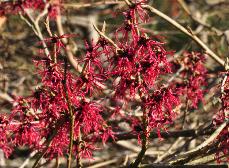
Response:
0,0,227,167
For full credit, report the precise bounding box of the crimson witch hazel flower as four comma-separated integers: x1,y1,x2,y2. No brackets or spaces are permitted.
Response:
0,116,12,158
39,34,77,57
99,0,181,147
115,0,149,42
97,38,114,58
111,44,136,77
0,0,63,18
12,123,41,147
114,77,140,99
115,22,138,43
0,45,114,161
83,40,103,71
75,67,107,95
212,72,229,162
124,0,149,23
110,36,173,99
143,88,179,130
174,52,207,108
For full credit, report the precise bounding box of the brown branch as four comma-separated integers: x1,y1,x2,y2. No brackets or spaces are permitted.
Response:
169,120,229,165
109,127,214,142
129,107,149,168
177,0,223,35
76,127,83,168
62,1,124,9
21,5,51,58
93,24,120,50
63,59,75,168
19,151,37,168
154,137,183,163
140,164,228,168
141,4,225,67
56,11,82,72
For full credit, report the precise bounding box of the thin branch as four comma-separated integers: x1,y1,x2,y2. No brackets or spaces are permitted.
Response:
140,164,228,168
63,59,75,168
220,30,229,117
0,92,14,103
110,127,214,142
164,66,184,88
62,1,124,9
19,151,37,168
22,8,50,57
19,14,39,36
93,24,120,50
141,4,225,67
154,137,184,163
124,0,131,6
56,11,82,72
129,108,148,168
55,156,60,168
177,0,223,35
76,128,83,168
169,120,229,165
35,3,50,26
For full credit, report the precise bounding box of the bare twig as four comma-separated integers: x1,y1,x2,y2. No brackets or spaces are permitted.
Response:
76,127,83,168
19,151,37,168
21,7,50,57
169,120,229,165
220,30,229,118
55,157,60,168
164,66,184,88
141,4,225,67
177,0,223,36
140,164,228,168
63,59,75,168
93,24,120,50
35,3,50,26
110,127,214,142
0,92,14,103
56,11,82,72
129,116,148,168
62,1,124,9
154,137,184,163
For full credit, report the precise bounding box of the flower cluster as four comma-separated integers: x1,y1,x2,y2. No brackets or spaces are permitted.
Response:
143,88,179,130
0,37,115,160
103,0,180,139
0,0,62,18
213,72,229,162
0,0,181,160
0,115,12,158
174,52,207,108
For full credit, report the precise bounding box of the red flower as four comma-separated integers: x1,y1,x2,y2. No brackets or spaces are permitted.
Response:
144,88,179,129
0,116,12,158
76,68,107,95
175,52,207,108
0,0,63,17
115,22,138,43
12,123,41,147
125,0,149,23
83,40,103,71
45,123,69,159
78,101,103,134
39,34,77,56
